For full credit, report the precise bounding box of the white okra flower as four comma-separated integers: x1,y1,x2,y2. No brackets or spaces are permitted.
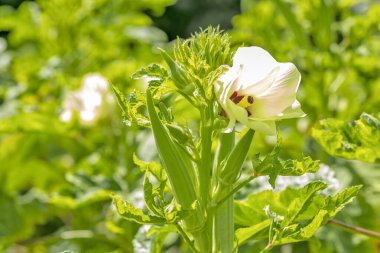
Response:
215,47,305,135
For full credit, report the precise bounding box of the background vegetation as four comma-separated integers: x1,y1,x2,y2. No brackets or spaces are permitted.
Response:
0,0,379,252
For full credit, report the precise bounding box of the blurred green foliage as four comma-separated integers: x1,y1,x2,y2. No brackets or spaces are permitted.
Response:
0,0,175,252
153,0,240,40
0,0,379,252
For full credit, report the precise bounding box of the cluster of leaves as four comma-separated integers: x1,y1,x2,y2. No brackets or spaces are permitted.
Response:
253,133,320,187
114,155,187,226
235,182,361,250
312,113,380,163
112,155,199,252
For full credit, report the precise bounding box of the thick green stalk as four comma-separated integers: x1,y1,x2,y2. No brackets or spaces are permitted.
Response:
199,106,213,205
214,132,235,253
215,187,234,252
197,105,214,252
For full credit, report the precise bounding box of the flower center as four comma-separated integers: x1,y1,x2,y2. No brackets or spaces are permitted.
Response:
230,91,254,116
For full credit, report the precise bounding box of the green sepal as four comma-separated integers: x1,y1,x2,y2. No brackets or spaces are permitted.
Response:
218,129,255,186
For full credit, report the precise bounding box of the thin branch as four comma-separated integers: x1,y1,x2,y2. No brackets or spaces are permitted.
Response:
175,223,199,253
328,219,380,240
213,175,257,209
177,90,198,108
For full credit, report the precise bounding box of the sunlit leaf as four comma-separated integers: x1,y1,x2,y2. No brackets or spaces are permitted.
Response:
132,63,169,89
254,132,320,187
113,195,166,225
312,113,380,163
234,183,361,247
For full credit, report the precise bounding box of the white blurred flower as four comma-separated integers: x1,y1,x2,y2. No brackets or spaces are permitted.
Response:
60,74,111,123
130,189,145,210
215,47,305,135
254,164,341,196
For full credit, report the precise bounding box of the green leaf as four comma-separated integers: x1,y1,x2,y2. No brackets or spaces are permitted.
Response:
235,220,271,246
312,113,380,163
147,225,177,253
283,182,327,227
134,156,170,216
254,132,320,187
133,154,167,182
48,189,113,210
113,195,166,225
132,63,168,88
280,157,320,176
295,185,362,240
234,183,361,247
143,172,165,217
112,85,128,114
112,88,151,127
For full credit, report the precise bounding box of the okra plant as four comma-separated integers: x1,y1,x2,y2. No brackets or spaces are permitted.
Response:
112,28,361,253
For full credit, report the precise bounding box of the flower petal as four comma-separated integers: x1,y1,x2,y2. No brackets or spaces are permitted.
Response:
216,67,240,98
245,120,276,135
250,62,301,118
215,66,241,132
233,47,279,93
225,100,249,126
238,66,280,96
275,100,306,119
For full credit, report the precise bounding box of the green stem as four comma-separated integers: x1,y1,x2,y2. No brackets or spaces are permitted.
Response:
328,219,380,239
214,185,234,253
214,132,235,253
214,175,256,209
176,224,199,253
259,243,273,253
199,106,213,205
194,105,214,252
